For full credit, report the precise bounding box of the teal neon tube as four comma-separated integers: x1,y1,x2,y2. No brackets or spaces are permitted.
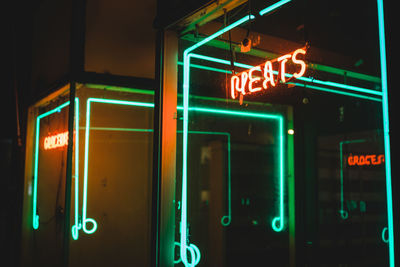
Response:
33,99,80,237
338,139,366,220
85,125,232,226
377,0,394,266
71,98,80,240
82,98,154,236
181,14,255,267
189,53,382,98
290,83,382,102
178,58,382,101
259,0,292,16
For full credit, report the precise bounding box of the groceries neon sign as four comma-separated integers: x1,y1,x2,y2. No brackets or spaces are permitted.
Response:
347,154,385,166
44,131,69,150
230,48,306,99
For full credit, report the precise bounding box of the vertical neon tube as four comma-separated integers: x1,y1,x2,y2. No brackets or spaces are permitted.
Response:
32,117,40,229
32,100,71,230
82,99,98,234
180,14,255,266
82,98,154,236
272,117,285,232
338,139,366,220
221,133,232,226
72,98,80,240
377,0,395,266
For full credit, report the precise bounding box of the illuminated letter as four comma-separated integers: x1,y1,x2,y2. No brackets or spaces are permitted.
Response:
263,61,275,89
248,66,262,92
378,154,385,164
359,155,365,165
365,155,372,165
240,72,248,94
231,75,240,99
371,154,377,165
348,155,354,166
353,155,359,166
277,54,291,82
231,73,247,99
292,48,306,78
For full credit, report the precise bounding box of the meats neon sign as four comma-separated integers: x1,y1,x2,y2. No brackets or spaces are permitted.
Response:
230,48,306,99
44,131,69,150
347,154,385,166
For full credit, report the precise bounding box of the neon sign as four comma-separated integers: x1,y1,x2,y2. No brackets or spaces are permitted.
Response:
230,48,306,99
44,131,69,150
347,154,385,166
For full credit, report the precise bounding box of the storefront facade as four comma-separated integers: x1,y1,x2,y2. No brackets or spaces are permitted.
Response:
19,0,396,266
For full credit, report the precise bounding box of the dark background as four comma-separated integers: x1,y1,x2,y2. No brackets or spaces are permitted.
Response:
1,0,398,266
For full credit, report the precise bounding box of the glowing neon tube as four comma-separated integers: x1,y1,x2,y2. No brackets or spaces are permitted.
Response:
338,139,366,220
259,0,292,16
181,14,255,267
189,53,382,98
72,98,80,240
82,98,154,235
377,1,395,265
33,98,80,238
85,125,232,226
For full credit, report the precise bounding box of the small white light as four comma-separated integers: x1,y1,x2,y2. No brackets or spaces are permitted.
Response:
288,129,294,135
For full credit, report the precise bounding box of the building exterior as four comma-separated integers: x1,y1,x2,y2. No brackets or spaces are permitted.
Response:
10,0,397,266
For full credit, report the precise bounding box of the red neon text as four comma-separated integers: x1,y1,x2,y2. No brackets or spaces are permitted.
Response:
44,131,69,150
231,48,306,99
347,154,385,166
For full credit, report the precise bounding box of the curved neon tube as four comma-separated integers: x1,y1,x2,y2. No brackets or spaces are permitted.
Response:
189,53,382,98
382,227,389,243
338,139,366,220
33,99,80,238
377,0,395,265
181,14,255,266
71,98,80,240
82,98,154,235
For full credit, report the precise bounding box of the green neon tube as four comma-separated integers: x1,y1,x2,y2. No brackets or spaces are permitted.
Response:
84,96,284,264
181,14,255,267
33,99,80,236
290,83,382,102
259,0,292,16
85,125,232,227
338,139,366,220
82,98,154,235
186,107,285,232
189,53,382,98
177,59,382,102
71,98,80,240
377,1,394,265
272,117,285,232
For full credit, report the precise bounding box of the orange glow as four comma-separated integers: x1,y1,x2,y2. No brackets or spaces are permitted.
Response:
277,54,291,82
230,47,307,99
263,61,276,89
292,48,306,78
347,154,385,166
44,131,69,150
249,66,262,92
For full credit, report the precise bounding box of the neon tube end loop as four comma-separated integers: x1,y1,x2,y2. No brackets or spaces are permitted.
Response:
189,243,201,266
221,215,231,226
180,242,201,267
174,242,182,264
382,227,389,244
271,217,284,232
83,218,98,234
33,215,39,230
71,225,80,240
339,209,349,220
